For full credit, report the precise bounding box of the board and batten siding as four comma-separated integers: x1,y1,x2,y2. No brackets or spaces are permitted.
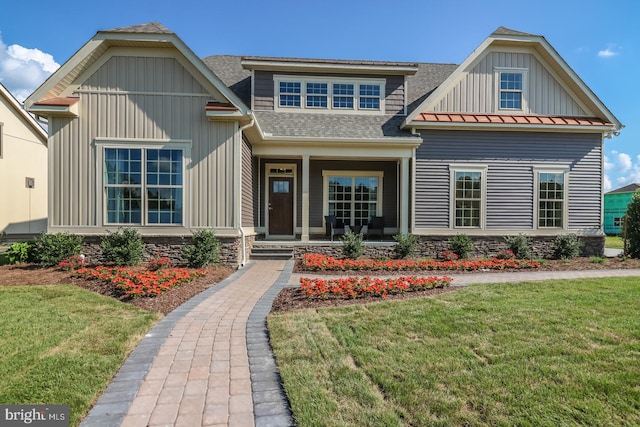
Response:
414,130,603,232
253,71,405,115
48,55,239,230
241,138,257,228
434,51,587,116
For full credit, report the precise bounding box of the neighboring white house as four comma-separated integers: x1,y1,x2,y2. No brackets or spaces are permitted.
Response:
0,83,48,236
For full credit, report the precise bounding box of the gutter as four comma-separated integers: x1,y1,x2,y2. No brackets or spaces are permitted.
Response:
237,112,255,267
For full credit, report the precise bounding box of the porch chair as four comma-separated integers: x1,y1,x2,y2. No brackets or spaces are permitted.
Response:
324,215,345,241
366,216,384,240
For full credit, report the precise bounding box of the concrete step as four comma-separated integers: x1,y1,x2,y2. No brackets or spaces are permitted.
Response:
250,245,294,260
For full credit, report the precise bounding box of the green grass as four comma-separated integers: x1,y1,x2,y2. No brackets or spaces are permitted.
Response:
269,278,640,426
0,285,161,426
606,235,624,249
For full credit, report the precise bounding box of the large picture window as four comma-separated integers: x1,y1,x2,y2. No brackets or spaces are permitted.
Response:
104,147,183,225
450,165,486,229
537,171,566,228
324,172,382,227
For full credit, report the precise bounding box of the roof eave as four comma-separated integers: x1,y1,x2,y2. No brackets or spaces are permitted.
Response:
241,59,418,75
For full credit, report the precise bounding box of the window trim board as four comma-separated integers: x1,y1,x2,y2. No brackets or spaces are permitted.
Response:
533,167,569,230
449,164,488,229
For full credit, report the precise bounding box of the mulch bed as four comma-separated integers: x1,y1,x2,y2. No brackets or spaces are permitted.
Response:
2,256,639,314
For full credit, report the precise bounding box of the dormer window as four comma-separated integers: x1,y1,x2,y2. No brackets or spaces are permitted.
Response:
496,68,527,111
275,76,384,114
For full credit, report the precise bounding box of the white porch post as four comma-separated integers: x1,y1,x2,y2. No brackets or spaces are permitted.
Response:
302,155,310,241
400,156,410,234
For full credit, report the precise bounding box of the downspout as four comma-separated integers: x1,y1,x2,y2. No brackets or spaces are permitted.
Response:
238,113,255,267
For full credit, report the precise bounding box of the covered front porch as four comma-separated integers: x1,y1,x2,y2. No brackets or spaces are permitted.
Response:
251,141,416,242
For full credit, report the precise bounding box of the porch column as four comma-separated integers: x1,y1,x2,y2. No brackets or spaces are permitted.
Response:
301,155,310,241
400,157,410,234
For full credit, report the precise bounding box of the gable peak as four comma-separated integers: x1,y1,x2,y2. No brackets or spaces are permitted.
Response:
492,26,537,37
103,22,173,35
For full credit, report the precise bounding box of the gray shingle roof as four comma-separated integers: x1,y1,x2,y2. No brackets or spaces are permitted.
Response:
203,55,457,140
492,26,536,37
606,183,640,194
104,22,173,34
254,111,416,140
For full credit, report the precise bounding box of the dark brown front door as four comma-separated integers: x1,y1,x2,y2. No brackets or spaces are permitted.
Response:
269,177,294,235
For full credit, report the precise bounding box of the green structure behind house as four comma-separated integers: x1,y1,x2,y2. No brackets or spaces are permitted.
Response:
604,183,640,235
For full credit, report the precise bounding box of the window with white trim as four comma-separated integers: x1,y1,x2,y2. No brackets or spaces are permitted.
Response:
536,170,567,228
496,69,527,111
450,165,486,228
323,171,382,227
275,76,384,113
104,147,183,225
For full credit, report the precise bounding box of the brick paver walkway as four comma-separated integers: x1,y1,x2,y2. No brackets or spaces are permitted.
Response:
81,260,293,427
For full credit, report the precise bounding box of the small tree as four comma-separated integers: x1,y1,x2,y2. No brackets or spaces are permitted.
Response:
393,233,418,259
623,190,640,258
449,234,474,259
341,230,364,259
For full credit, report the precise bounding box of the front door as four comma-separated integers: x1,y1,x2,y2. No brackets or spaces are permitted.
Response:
269,177,294,236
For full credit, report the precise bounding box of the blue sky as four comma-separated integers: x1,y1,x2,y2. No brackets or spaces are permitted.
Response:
0,0,637,191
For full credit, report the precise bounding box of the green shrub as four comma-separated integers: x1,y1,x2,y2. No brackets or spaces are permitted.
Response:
504,234,532,259
393,233,418,259
341,230,364,260
449,234,474,259
552,233,583,260
101,228,144,266
32,232,83,267
183,229,221,268
589,256,607,264
623,190,640,258
6,242,33,264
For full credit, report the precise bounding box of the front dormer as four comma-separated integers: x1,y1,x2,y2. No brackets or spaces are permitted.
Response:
241,57,418,116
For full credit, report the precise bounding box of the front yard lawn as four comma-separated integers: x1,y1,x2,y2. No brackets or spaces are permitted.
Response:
0,285,160,426
268,277,640,426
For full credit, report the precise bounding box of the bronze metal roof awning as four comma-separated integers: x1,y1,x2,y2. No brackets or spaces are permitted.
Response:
410,112,613,130
30,97,80,117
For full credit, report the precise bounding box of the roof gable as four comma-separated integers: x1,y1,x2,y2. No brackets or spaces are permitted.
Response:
0,83,47,143
404,27,622,132
24,23,249,117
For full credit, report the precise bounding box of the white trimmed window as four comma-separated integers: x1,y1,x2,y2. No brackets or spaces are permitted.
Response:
323,171,383,227
103,146,185,225
496,68,527,111
275,76,384,113
535,169,568,229
450,165,487,228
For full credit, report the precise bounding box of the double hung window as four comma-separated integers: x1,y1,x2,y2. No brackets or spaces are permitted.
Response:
537,171,566,228
104,147,183,225
450,165,486,228
496,69,527,111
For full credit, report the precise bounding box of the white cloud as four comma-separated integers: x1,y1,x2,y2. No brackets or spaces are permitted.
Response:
604,155,613,171
0,33,59,102
604,174,612,192
597,45,621,58
617,152,632,172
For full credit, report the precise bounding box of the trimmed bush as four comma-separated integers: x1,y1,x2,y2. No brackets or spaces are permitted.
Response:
393,233,418,259
6,242,33,264
504,234,532,259
341,230,364,260
552,233,583,260
183,229,221,268
101,228,144,266
449,234,474,259
32,232,83,267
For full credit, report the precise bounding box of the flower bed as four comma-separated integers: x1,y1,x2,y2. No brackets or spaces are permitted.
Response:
75,266,207,298
301,275,453,299
302,253,540,272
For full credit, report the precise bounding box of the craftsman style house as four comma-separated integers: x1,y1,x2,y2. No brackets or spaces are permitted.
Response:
24,23,621,265
0,83,48,237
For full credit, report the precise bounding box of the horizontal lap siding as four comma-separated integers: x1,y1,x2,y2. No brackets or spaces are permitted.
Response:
415,130,602,231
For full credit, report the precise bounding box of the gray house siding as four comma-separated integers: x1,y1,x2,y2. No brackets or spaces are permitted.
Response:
49,55,240,230
241,138,256,228
253,71,405,115
415,130,602,231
